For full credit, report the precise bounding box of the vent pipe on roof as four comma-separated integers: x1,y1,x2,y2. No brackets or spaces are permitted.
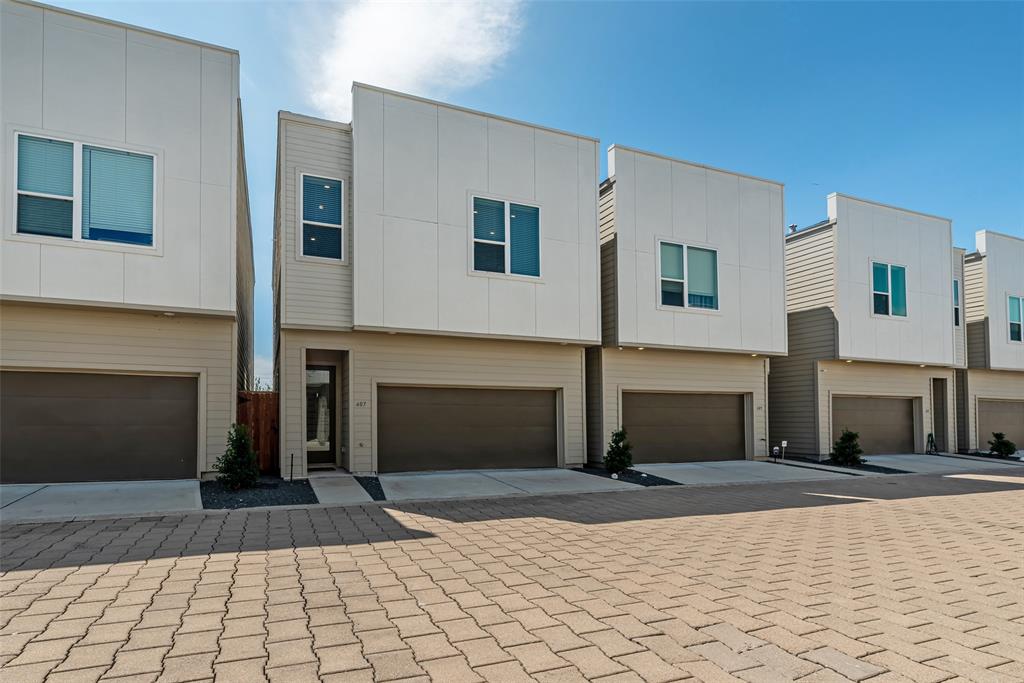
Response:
788,224,798,234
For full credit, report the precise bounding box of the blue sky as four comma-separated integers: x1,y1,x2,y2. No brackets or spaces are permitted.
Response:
49,1,1024,382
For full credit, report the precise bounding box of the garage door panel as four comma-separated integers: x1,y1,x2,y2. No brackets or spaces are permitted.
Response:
831,396,914,455
377,387,557,472
623,392,746,463
1,371,198,484
978,400,1024,448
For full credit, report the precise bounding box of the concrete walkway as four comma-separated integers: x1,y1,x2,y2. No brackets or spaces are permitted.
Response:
378,468,637,502
635,459,850,486
865,452,1024,474
0,480,201,524
307,473,374,505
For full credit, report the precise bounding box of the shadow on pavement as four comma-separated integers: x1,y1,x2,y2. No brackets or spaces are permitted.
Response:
2,469,1023,572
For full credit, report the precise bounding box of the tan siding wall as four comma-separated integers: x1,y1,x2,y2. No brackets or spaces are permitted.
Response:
597,348,769,460
599,183,617,346
0,303,233,474
279,118,354,329
236,111,255,390
769,226,840,456
279,330,587,477
785,226,836,313
815,361,955,458
963,254,988,368
959,368,1024,451
585,347,604,463
952,248,966,369
769,308,837,456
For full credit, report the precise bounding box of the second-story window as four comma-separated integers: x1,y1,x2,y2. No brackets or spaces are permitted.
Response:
658,241,719,310
472,196,540,277
301,175,343,260
1010,296,1023,342
953,279,961,327
15,133,155,247
872,261,907,317
16,136,73,239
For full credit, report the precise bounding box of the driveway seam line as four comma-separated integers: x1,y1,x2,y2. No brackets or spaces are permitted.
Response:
0,484,49,509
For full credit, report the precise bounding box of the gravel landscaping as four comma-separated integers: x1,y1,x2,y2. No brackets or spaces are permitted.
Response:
572,466,680,486
355,475,387,501
201,476,319,509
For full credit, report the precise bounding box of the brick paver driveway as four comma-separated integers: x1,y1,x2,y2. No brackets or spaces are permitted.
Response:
2,470,1023,682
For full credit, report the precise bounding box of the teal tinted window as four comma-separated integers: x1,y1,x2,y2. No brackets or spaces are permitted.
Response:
509,204,539,277
687,247,718,309
1011,297,1023,342
18,136,73,197
872,262,889,294
82,146,154,245
890,265,907,317
17,195,72,238
660,243,684,280
17,135,73,238
303,176,342,225
473,197,505,242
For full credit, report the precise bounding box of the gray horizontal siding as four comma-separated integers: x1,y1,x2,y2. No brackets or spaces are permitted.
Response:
599,182,617,346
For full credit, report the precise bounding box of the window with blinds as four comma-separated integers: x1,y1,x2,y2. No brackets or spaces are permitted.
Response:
15,133,156,247
82,146,154,245
16,135,74,239
472,196,540,277
301,175,343,260
658,241,719,310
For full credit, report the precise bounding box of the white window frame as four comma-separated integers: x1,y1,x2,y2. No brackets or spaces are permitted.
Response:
297,172,345,263
655,239,720,312
468,193,542,280
1009,294,1023,344
870,260,908,318
11,131,158,252
953,279,961,327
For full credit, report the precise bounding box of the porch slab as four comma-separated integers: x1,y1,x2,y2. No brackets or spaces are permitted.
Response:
307,473,374,505
0,480,201,524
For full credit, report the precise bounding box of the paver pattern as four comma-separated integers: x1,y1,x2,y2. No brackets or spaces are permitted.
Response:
1,470,1023,682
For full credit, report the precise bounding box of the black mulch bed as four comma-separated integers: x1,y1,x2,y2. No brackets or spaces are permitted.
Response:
355,476,387,501
572,466,680,487
783,456,909,475
201,476,319,510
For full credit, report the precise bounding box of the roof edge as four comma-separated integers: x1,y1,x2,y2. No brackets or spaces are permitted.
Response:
352,82,600,143
11,0,239,55
608,144,784,187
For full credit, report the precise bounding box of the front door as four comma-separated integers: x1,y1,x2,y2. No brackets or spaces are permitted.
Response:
931,378,947,452
306,366,336,467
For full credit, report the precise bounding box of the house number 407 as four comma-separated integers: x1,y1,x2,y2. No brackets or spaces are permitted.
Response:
355,401,368,407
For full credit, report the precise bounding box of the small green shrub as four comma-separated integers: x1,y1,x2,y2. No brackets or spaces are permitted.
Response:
832,429,864,467
988,432,1018,458
214,424,259,489
604,428,633,474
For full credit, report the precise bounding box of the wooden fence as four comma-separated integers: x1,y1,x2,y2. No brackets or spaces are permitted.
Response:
237,391,279,474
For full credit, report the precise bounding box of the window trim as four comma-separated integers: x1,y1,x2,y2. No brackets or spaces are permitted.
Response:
952,278,961,327
296,172,345,264
1008,294,1023,344
10,130,159,253
655,239,720,313
870,260,908,319
468,193,542,280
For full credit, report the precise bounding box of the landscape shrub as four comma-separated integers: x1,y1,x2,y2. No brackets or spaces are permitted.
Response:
832,429,864,467
604,428,633,474
214,424,260,489
988,432,1018,458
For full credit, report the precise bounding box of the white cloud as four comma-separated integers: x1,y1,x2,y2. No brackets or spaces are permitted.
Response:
296,0,524,121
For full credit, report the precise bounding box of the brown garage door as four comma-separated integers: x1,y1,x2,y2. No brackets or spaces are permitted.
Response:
1,371,198,484
377,386,557,473
831,396,914,454
622,392,746,463
978,400,1024,449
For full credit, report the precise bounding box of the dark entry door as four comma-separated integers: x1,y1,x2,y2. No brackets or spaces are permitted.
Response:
306,366,336,467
